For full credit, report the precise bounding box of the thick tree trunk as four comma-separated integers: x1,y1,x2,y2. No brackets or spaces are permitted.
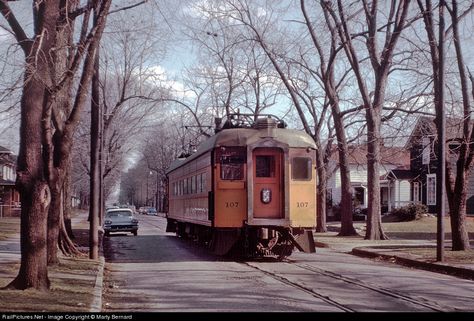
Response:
448,164,471,250
449,197,470,250
7,182,51,290
59,187,82,257
7,72,51,290
365,113,387,240
334,116,357,236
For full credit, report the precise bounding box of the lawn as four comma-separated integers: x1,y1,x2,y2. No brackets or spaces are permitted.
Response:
382,216,474,233
382,216,474,240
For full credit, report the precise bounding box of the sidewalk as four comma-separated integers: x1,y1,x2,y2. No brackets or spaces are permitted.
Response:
314,225,474,281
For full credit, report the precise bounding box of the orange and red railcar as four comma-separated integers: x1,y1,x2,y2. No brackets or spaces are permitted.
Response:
165,114,316,258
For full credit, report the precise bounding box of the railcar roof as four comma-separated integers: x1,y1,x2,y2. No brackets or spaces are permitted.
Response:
167,127,316,173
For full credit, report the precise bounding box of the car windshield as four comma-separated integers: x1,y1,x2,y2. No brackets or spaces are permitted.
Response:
106,211,132,217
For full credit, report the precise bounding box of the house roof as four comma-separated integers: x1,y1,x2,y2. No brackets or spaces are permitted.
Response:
405,116,473,148
0,146,16,166
383,168,416,181
331,145,410,168
0,146,12,154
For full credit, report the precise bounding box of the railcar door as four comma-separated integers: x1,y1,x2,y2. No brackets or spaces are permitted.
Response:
252,147,283,218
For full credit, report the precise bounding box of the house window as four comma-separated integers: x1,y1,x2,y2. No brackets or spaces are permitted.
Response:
426,174,436,205
422,137,430,165
413,181,420,202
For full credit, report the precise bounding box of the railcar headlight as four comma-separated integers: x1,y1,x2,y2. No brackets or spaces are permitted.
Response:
261,188,271,204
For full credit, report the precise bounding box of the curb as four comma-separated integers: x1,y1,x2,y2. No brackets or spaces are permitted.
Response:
90,256,105,312
352,247,474,281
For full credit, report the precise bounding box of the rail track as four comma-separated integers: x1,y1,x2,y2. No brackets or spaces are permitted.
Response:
240,258,452,312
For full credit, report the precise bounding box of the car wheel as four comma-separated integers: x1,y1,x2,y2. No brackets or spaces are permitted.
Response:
133,230,137,236
105,231,110,237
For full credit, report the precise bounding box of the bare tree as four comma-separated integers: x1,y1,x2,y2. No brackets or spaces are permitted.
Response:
323,0,412,240
142,121,183,211
418,0,473,250
0,0,112,289
300,0,362,235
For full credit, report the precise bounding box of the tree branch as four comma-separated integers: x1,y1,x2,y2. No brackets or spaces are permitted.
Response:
0,0,31,54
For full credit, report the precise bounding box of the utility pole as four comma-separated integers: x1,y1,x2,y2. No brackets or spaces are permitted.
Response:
146,172,149,206
89,51,100,260
89,5,100,260
99,103,104,226
436,0,446,262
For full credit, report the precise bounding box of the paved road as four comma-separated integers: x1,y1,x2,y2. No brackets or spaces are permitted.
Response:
102,214,474,312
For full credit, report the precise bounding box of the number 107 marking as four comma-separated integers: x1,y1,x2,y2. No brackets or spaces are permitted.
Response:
225,202,239,208
297,202,309,208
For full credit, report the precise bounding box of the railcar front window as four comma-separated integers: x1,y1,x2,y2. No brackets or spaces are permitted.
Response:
218,147,246,180
256,156,275,177
292,157,312,180
221,163,243,180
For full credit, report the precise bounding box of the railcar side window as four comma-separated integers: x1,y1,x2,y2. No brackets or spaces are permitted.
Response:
292,157,312,180
191,175,196,194
201,173,206,191
256,156,275,177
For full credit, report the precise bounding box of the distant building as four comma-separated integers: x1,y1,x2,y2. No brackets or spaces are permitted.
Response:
327,144,411,215
405,116,474,215
0,146,20,217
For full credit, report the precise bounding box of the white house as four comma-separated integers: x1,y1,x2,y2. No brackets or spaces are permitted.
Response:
327,145,411,214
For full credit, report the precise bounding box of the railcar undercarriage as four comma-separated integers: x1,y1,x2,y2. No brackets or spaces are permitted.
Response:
166,219,315,259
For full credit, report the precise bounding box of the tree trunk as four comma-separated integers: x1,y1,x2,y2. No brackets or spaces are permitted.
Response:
63,162,75,240
448,162,471,250
445,1,472,252
7,70,51,290
59,187,82,257
449,195,470,250
333,114,357,236
365,110,387,240
47,180,61,265
7,181,51,290
6,0,62,286
315,148,327,232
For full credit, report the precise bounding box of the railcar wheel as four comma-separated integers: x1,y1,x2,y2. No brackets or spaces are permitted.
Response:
268,241,293,260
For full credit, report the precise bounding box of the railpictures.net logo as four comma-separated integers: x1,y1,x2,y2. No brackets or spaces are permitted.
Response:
1,315,133,321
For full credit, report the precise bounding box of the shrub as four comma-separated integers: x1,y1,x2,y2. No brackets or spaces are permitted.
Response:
390,203,428,221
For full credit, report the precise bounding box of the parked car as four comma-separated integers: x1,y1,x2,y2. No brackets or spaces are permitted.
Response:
146,207,157,216
103,208,139,236
138,207,147,215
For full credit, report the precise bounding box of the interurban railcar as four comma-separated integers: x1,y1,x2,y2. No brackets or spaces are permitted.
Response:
165,114,316,258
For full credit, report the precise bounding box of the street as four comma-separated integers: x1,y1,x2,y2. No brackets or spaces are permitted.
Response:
101,214,474,312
